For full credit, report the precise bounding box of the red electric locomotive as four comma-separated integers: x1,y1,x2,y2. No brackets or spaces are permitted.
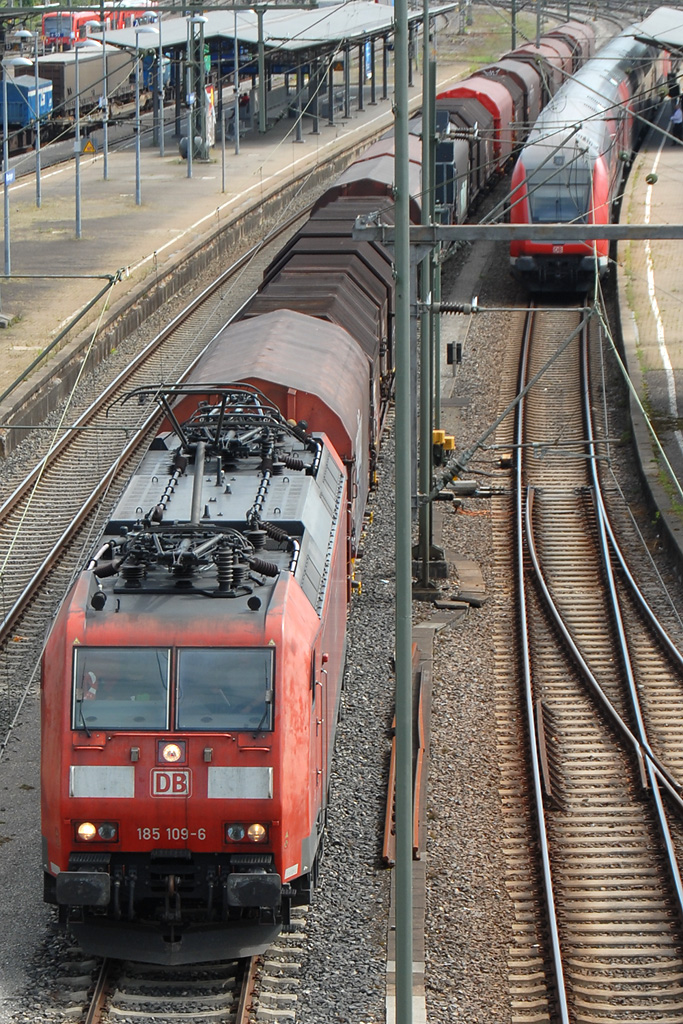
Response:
41,309,377,964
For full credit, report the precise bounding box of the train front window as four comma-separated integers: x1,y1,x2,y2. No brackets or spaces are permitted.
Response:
528,168,592,224
73,648,170,731
43,14,71,37
176,649,274,732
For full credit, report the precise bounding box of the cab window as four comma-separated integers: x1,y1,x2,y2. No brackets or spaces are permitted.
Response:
73,647,170,730
176,648,274,732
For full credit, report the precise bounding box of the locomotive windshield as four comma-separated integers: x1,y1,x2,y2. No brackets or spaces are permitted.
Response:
73,647,170,731
43,13,75,36
177,648,274,732
527,166,592,224
71,646,274,732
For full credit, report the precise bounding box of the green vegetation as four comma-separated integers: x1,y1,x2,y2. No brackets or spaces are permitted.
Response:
438,9,540,71
657,468,683,520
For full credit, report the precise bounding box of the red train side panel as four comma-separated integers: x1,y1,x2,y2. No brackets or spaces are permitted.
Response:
437,76,514,169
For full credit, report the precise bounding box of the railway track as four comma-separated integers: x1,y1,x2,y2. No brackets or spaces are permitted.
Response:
0,205,311,749
67,905,309,1022
492,304,683,1021
81,956,255,1024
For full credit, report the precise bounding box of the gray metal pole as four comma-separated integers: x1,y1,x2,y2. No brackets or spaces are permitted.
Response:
75,42,82,238
433,245,442,430
34,31,42,208
257,6,266,134
358,43,364,110
359,223,683,243
394,0,414,1015
344,45,350,118
418,2,433,588
101,18,109,179
234,9,240,156
3,68,10,276
158,20,165,157
186,20,193,178
309,57,320,134
135,35,141,205
221,108,226,191
430,62,441,432
198,18,206,157
382,35,388,100
175,44,182,137
370,38,376,105
511,0,516,50
327,60,334,126
295,62,303,143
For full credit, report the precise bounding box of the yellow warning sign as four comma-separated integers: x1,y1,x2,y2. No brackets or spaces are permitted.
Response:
83,140,96,154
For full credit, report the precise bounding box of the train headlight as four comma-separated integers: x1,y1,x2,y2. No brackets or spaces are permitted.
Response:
97,823,118,841
75,821,118,842
225,823,269,843
158,740,186,764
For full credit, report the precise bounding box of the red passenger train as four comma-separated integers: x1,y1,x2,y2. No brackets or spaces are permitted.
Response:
509,16,670,292
42,2,156,49
41,15,598,965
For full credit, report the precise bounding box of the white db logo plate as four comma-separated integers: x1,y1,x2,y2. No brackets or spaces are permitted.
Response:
151,769,192,796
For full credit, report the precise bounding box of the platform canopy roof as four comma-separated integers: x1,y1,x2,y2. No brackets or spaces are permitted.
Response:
93,1,426,53
633,5,683,53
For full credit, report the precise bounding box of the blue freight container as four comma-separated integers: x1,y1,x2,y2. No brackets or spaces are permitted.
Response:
0,75,53,128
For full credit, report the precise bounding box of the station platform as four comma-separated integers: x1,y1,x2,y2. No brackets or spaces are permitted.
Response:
617,104,683,567
0,51,471,444
0,91,402,389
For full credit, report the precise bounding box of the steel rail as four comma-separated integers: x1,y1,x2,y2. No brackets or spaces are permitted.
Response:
234,956,260,1024
514,305,570,1024
83,958,114,1024
601,505,683,671
524,487,683,810
580,323,683,913
517,304,683,1021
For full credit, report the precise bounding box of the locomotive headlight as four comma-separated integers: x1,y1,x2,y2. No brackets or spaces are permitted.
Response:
75,821,119,842
158,740,186,764
97,823,118,841
225,823,269,843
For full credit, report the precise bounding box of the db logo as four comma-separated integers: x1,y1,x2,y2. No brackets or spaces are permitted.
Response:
151,769,192,796
552,245,564,254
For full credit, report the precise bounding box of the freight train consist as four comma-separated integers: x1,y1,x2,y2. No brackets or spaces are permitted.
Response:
509,20,670,291
41,17,603,965
0,44,159,159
